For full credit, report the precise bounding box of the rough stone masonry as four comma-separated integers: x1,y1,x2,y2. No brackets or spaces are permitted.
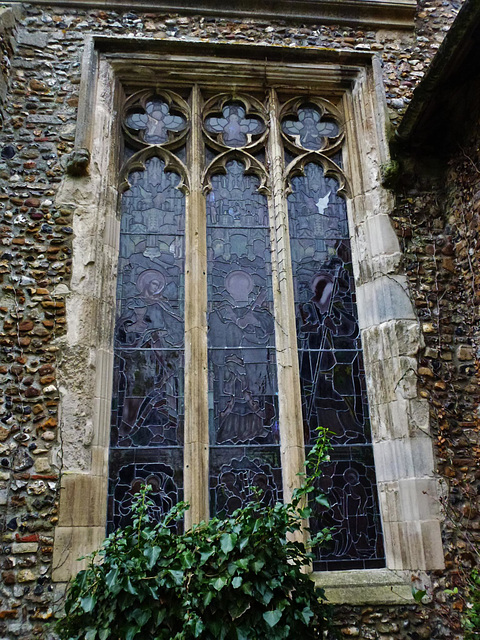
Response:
0,1,477,639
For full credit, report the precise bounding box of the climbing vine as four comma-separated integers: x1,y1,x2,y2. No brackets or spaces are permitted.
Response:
55,429,333,640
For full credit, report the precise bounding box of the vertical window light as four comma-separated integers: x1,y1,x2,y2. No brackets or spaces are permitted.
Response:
204,96,281,516
108,92,189,531
282,100,384,569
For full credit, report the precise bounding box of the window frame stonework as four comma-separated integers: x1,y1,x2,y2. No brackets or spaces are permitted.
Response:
52,37,444,603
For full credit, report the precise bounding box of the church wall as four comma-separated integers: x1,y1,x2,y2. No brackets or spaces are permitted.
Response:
0,1,469,639
389,103,480,638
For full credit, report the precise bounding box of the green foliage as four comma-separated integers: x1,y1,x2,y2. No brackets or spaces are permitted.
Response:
55,429,333,640
411,587,427,604
465,569,480,639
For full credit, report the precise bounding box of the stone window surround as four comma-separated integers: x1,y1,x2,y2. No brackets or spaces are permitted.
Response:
51,37,444,605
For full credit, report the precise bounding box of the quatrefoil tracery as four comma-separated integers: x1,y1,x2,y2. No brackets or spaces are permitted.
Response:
203,94,268,152
123,90,190,151
280,97,343,154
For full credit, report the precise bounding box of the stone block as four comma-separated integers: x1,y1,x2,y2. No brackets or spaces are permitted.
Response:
92,397,112,447
383,518,444,570
17,570,36,583
313,568,415,604
11,543,38,554
364,213,400,260
356,275,416,329
57,473,108,528
371,398,410,441
52,526,105,583
420,519,445,570
90,444,109,477
17,29,49,49
378,477,441,523
373,436,435,482
33,456,51,473
406,397,430,436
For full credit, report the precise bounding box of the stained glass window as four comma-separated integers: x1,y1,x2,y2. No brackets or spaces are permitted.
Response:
108,155,185,532
287,162,384,569
282,104,339,150
206,159,280,516
126,98,187,144
108,87,384,572
205,102,265,148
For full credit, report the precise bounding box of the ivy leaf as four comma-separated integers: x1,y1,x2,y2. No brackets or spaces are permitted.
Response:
126,578,137,595
169,570,184,586
156,609,166,626
221,533,237,554
105,567,119,590
315,495,329,507
199,548,215,565
180,550,195,569
263,610,282,627
133,608,151,627
80,596,96,613
252,559,265,573
232,576,242,589
125,626,139,640
412,587,427,603
85,629,97,640
214,576,228,591
230,600,251,620
144,546,161,569
300,606,313,624
193,618,205,637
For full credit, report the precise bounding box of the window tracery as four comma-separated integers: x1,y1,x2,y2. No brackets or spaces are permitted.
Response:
108,87,384,570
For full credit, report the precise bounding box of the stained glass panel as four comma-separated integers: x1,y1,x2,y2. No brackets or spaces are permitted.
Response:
108,156,185,531
126,98,187,144
205,102,265,148
282,105,339,150
287,161,384,568
309,446,384,570
210,447,282,518
287,163,368,446
107,448,183,533
207,160,281,514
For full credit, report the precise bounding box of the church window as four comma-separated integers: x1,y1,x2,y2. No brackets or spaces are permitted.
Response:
106,85,384,570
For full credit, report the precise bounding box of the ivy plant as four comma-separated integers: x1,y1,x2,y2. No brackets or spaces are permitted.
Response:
465,568,480,639
55,428,333,640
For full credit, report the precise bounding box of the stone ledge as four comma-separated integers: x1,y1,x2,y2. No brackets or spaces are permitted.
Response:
312,568,419,605
14,0,417,29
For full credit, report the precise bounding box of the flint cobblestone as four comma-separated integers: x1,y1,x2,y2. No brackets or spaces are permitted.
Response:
0,0,470,638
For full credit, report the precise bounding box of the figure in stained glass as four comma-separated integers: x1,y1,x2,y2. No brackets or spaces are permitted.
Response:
207,161,278,446
205,102,265,148
288,163,368,445
297,258,367,444
310,454,384,569
126,98,187,144
282,104,339,150
213,456,279,518
209,268,275,444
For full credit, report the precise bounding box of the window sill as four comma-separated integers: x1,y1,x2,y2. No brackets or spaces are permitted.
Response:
312,569,420,605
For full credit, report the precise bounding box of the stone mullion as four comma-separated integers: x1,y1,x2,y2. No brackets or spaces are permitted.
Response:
184,84,209,528
267,88,305,505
